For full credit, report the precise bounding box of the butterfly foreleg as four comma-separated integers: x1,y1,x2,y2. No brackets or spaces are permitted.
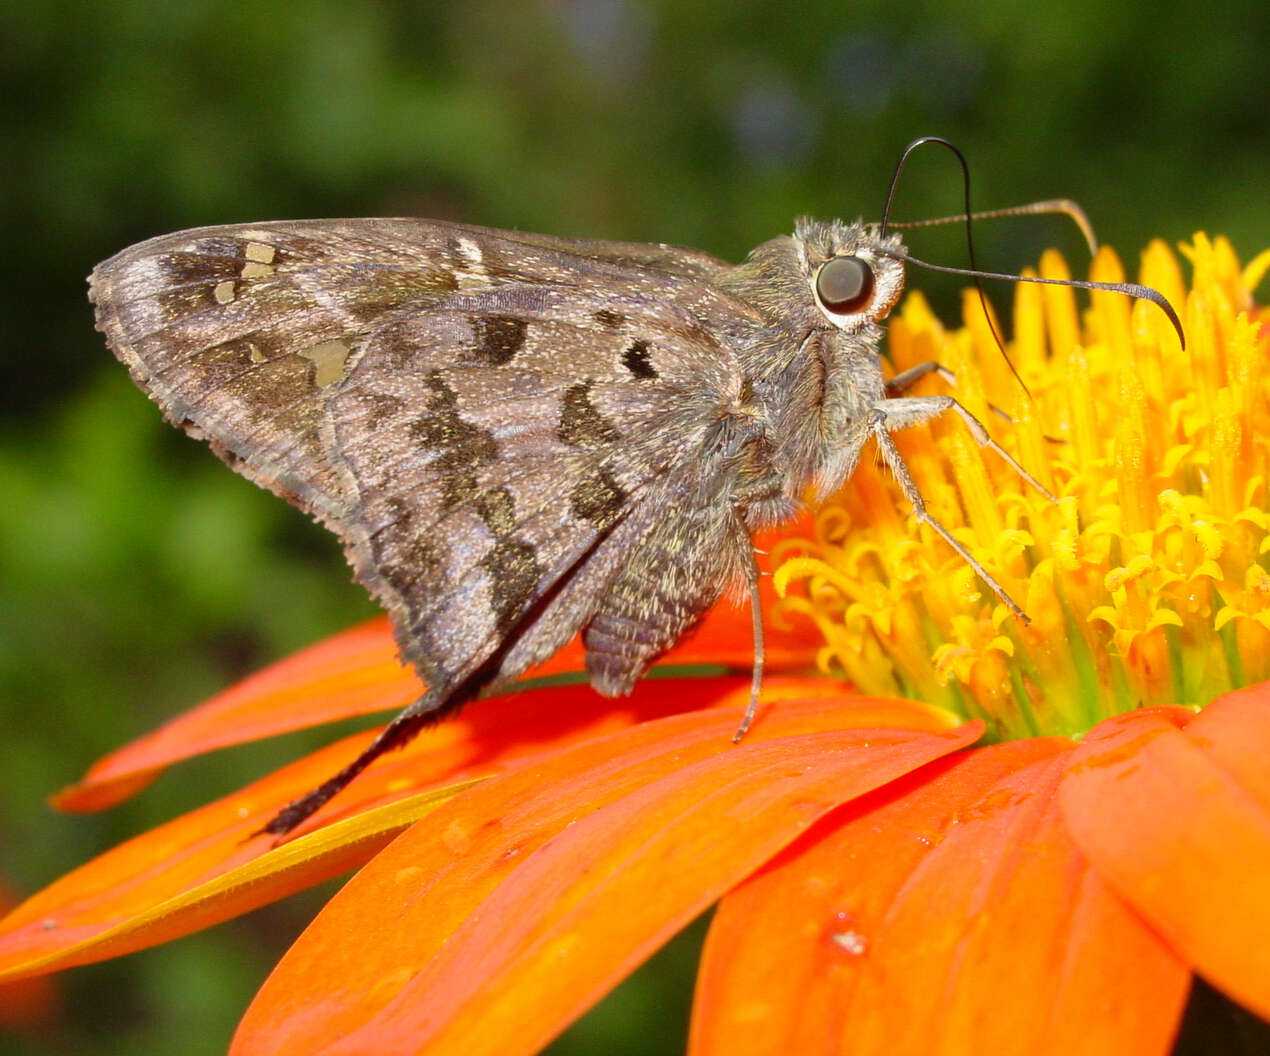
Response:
869,394,1045,620
878,395,1053,501
885,360,1026,432
884,360,956,396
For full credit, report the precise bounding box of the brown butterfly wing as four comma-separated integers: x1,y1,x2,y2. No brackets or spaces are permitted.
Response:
90,220,762,701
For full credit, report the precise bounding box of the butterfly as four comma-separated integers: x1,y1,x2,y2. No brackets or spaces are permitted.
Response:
89,139,1180,835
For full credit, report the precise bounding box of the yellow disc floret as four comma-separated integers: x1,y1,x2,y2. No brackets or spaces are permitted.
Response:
774,235,1270,740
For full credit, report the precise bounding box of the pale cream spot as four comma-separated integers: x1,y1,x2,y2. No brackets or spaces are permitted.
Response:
241,261,275,279
453,238,491,289
456,271,491,290
456,236,484,268
297,339,351,387
213,280,236,304
244,241,276,264
247,343,266,363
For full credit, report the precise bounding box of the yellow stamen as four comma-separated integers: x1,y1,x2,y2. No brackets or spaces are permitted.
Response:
774,234,1270,738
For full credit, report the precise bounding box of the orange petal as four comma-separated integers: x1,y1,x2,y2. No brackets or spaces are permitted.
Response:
692,740,1188,1056
1183,682,1270,813
56,559,820,812
230,696,979,1056
0,677,823,980
0,885,58,1028
1060,696,1270,1022
54,618,419,811
0,779,468,982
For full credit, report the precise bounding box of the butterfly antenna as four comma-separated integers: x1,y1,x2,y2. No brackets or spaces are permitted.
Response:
886,198,1098,257
888,254,1185,350
879,137,1033,398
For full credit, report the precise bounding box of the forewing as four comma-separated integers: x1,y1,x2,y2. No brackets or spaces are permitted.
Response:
88,218,732,526
90,219,756,696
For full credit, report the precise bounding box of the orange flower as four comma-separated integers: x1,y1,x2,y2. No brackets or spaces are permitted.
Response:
0,882,58,1033
2,235,1269,1055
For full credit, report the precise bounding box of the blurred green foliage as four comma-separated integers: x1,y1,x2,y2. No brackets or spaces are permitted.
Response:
2,1,1268,1052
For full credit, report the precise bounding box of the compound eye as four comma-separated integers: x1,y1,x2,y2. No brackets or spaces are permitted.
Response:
815,255,874,314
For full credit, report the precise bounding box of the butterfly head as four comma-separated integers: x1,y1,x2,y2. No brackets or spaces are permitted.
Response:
796,218,907,334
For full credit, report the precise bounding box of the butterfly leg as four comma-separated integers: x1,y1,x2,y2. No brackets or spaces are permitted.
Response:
871,421,1026,620
886,360,1029,430
880,395,1055,501
732,553,765,743
884,359,955,395
869,395,1042,619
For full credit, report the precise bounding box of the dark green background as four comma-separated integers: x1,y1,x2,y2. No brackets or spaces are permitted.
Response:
2,2,1268,1053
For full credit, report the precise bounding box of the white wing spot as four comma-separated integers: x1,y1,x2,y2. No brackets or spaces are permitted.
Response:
213,280,236,304
453,236,490,288
133,257,168,288
456,237,485,268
